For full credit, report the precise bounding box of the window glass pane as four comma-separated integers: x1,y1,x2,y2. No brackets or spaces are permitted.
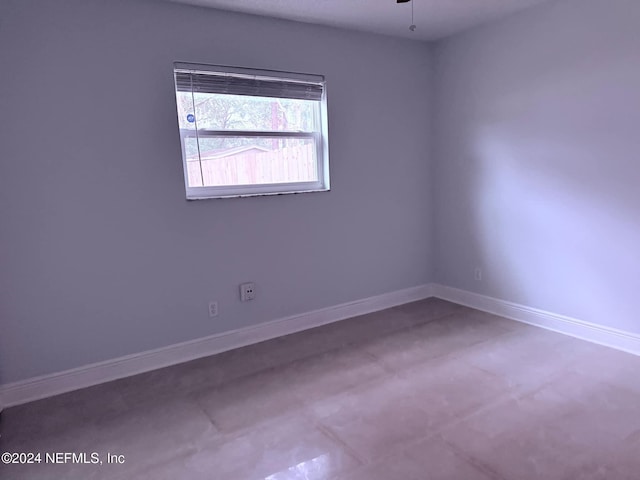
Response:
177,92,317,132
184,137,317,187
176,91,196,130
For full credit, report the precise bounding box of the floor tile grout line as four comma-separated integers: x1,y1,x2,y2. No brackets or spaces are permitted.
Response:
438,434,509,480
314,422,369,467
189,393,224,434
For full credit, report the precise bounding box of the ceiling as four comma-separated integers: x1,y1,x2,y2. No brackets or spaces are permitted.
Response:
166,0,554,41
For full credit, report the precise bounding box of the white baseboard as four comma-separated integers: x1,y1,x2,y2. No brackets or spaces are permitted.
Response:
4,282,638,409
0,284,433,408
431,284,640,356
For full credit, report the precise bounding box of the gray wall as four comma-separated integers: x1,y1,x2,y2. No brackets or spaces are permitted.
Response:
0,0,433,383
433,0,640,334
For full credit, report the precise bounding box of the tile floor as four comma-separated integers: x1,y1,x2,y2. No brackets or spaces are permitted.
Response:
2,298,640,479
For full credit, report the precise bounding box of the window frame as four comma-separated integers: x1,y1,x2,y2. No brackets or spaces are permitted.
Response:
173,63,330,200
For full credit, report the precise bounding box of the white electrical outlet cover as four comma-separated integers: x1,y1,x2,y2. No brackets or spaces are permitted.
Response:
240,283,255,302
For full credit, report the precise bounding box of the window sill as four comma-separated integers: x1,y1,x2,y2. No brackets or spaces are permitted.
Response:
186,186,331,200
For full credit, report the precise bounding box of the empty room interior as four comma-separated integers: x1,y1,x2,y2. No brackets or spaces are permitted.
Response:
2,0,640,478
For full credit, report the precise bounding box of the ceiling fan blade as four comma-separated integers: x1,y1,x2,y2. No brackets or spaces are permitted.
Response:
397,0,411,3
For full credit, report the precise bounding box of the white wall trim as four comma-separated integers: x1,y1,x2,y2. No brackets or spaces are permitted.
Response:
5,282,638,409
431,284,640,356
0,284,433,408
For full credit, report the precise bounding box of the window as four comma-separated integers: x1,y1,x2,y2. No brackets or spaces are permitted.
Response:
173,63,330,199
